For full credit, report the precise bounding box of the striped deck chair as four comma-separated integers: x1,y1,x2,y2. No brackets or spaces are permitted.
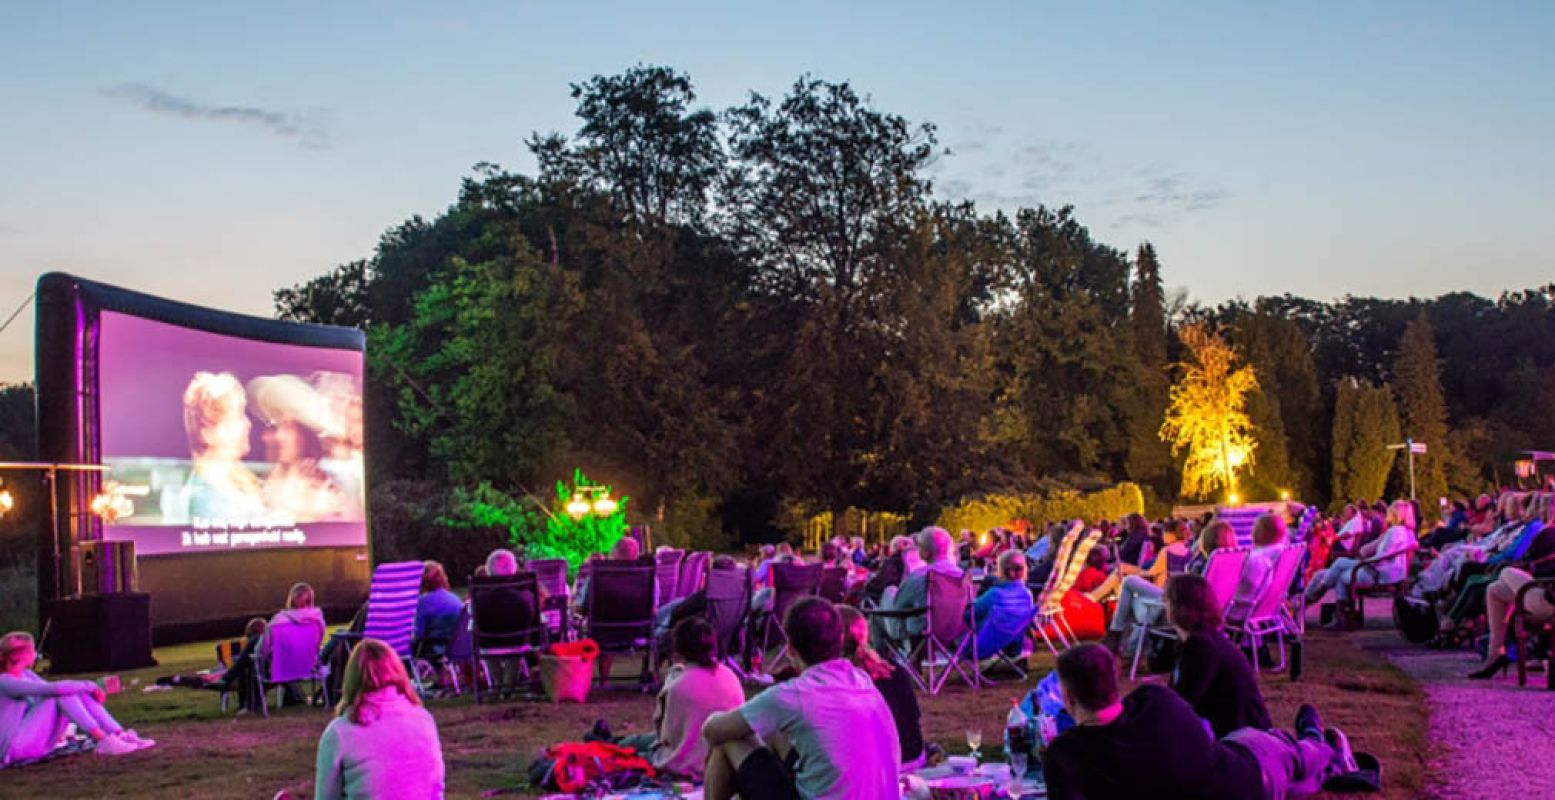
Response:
1032,524,1101,654
334,561,425,691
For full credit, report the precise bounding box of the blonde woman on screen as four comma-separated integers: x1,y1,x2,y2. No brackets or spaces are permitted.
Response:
182,371,264,522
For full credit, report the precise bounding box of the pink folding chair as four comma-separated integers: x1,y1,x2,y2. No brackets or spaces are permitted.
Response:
255,616,328,717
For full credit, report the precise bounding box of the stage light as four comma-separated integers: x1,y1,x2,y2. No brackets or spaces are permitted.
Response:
0,487,11,516
566,493,592,520
90,482,135,523
1281,490,1291,502
1228,492,1241,506
592,493,617,517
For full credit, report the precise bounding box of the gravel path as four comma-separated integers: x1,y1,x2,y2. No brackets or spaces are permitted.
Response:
1350,602,1555,799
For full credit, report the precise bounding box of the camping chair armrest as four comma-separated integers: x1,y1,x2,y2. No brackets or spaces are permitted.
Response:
864,607,926,620
1513,579,1555,617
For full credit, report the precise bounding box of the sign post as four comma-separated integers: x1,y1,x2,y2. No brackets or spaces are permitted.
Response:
1386,439,1428,501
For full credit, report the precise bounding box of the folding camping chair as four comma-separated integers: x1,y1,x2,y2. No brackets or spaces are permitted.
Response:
1228,544,1307,673
676,552,711,602
703,564,753,677
1031,525,1101,654
817,565,849,603
252,615,329,718
913,570,982,694
584,559,659,690
759,562,823,670
655,549,685,609
529,558,572,641
468,572,547,702
329,561,426,693
1127,546,1249,680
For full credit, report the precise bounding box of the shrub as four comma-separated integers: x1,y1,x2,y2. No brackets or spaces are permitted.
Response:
935,482,1146,532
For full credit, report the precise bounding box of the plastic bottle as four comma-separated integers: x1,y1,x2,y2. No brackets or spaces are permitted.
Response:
1003,699,1031,779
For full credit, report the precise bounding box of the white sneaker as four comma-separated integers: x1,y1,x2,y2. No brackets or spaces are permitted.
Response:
94,733,140,756
120,729,156,749
1325,727,1359,773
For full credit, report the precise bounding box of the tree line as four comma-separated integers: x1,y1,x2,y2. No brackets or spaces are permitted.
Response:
253,65,1553,542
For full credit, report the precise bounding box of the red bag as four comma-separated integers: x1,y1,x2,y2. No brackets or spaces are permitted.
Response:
546,741,656,793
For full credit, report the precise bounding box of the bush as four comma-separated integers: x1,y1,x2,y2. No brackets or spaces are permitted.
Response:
935,482,1146,532
654,490,731,552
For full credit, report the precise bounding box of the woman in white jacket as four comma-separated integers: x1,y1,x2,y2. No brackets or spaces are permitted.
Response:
315,637,444,799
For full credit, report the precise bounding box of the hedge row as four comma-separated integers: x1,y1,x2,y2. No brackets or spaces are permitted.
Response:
934,482,1146,533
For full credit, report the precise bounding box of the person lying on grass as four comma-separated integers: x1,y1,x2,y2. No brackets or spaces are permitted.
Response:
0,631,153,763
1040,643,1356,800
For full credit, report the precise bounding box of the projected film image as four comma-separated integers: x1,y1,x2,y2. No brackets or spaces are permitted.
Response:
98,311,367,556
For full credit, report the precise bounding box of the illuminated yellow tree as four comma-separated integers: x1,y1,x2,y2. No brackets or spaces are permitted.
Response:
1160,324,1259,500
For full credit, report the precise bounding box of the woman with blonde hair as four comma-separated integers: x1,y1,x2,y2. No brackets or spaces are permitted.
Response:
315,638,443,799
181,370,264,521
1305,500,1419,617
1226,513,1290,622
1,631,151,761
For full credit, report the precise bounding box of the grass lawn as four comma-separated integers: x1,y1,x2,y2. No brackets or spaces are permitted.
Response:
1,630,1429,798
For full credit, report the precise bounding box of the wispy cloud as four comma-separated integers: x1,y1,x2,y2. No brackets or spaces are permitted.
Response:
936,122,1231,231
101,84,328,149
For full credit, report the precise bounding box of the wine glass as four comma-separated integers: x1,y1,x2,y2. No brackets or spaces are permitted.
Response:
965,728,983,761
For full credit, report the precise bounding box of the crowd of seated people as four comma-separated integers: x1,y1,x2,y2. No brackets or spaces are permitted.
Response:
11,497,1424,795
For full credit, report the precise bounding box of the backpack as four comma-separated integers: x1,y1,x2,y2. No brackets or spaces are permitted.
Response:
1392,594,1439,644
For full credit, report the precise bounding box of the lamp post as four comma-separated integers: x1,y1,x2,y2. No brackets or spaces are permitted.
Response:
566,485,618,521
0,461,118,600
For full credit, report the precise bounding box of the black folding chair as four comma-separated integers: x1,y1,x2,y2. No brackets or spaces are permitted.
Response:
585,559,659,691
529,558,572,641
760,562,822,669
655,549,685,609
677,552,712,601
704,565,752,676
468,572,546,703
817,565,849,603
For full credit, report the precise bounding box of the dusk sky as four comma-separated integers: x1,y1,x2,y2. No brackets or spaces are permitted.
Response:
2,1,1551,383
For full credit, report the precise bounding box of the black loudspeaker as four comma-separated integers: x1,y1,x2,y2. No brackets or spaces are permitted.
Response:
42,593,156,674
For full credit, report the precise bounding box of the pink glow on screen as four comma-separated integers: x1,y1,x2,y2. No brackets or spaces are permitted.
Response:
97,310,367,556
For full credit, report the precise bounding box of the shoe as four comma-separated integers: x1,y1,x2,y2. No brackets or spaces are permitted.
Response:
1294,703,1324,741
94,733,140,756
1325,727,1359,774
119,729,156,749
1468,654,1510,680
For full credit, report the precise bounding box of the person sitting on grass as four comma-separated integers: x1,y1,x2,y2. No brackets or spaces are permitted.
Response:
315,637,444,800
703,597,900,800
1041,643,1355,800
0,631,152,762
837,604,924,769
617,617,745,779
1164,574,1272,739
971,550,1035,661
